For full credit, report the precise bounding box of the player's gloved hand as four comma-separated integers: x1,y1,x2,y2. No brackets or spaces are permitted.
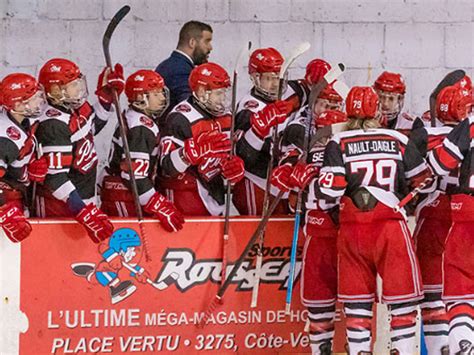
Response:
288,163,319,190
270,164,294,192
28,156,48,183
75,204,114,243
95,63,125,105
220,156,245,184
107,254,122,270
135,270,150,284
182,130,231,165
250,100,293,139
144,192,184,233
0,203,32,243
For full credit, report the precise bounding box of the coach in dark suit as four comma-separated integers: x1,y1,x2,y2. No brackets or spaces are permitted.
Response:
156,21,213,117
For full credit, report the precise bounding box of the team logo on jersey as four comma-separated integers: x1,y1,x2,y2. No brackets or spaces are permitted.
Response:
45,108,62,117
140,116,154,128
6,126,21,140
451,202,463,210
175,104,191,113
307,216,325,226
244,100,259,109
70,228,179,305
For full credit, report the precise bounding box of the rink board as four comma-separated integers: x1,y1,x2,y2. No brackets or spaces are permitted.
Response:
1,217,354,354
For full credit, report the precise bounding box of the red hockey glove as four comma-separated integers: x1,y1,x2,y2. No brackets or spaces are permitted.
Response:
220,156,245,184
289,163,319,190
250,100,293,138
183,130,231,165
75,204,114,243
28,156,48,183
0,203,32,243
144,192,185,233
107,254,122,270
95,63,125,105
270,164,294,192
135,270,150,284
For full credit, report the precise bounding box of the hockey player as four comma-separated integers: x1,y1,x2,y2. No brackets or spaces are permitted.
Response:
271,109,347,355
319,86,434,354
373,71,421,134
34,58,123,243
407,85,471,354
428,90,474,354
101,70,184,232
159,62,244,216
233,47,308,215
0,73,48,242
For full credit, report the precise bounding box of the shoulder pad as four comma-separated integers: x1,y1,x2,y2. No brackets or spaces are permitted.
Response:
237,92,266,114
0,111,27,148
125,109,159,136
169,100,204,124
39,105,69,124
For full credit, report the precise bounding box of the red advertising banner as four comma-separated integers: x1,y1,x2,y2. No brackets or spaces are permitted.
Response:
18,217,348,354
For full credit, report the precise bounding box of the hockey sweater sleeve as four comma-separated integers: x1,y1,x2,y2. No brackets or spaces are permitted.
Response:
159,113,193,178
429,118,471,176
0,138,21,180
122,125,157,205
35,120,76,202
279,122,306,166
318,139,347,199
92,101,114,136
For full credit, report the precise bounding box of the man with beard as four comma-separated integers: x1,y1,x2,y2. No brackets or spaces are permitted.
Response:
155,20,213,124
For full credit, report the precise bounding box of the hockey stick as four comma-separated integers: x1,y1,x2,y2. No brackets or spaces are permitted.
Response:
102,6,152,262
393,176,434,213
285,63,346,314
429,70,465,127
122,261,178,290
251,41,311,308
198,120,344,327
30,142,42,217
221,41,252,289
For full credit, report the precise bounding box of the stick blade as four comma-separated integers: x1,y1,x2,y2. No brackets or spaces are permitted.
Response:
280,41,311,79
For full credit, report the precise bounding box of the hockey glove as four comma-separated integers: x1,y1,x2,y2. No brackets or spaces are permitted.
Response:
270,164,294,192
182,130,231,166
220,156,245,184
250,100,293,139
0,203,32,243
288,163,319,190
95,63,125,105
144,192,185,233
28,156,48,183
75,204,114,243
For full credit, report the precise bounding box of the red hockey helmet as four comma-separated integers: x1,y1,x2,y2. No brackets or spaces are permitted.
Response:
189,62,230,92
1,73,46,117
305,59,331,86
39,58,88,109
249,48,284,75
319,84,343,102
315,109,348,128
39,58,82,92
373,71,406,94
126,70,169,116
436,85,472,124
346,86,379,119
189,63,231,116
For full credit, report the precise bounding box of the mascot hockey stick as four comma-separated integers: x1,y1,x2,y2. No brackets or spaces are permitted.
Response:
221,41,252,289
251,41,311,308
429,69,465,127
122,261,178,291
285,63,346,314
102,6,152,262
198,118,346,327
